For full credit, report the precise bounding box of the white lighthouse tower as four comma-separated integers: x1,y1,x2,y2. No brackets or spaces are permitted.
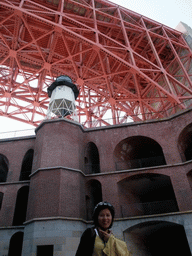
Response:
46,75,79,121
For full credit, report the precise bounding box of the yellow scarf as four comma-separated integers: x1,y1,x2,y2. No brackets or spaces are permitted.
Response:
93,234,130,256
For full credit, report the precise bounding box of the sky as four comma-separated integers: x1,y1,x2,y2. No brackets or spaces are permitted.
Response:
0,0,192,134
111,0,192,29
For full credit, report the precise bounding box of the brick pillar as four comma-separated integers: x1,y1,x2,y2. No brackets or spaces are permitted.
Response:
170,170,192,211
100,176,121,218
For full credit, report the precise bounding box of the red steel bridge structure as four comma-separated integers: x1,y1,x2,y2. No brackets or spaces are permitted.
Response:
0,0,192,127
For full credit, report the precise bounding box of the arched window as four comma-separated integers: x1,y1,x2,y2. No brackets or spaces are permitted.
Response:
12,186,29,226
0,154,9,182
85,179,102,220
84,142,100,174
178,123,192,162
118,174,178,217
0,192,3,210
124,221,191,256
8,232,24,256
187,170,192,191
19,149,34,181
114,136,166,171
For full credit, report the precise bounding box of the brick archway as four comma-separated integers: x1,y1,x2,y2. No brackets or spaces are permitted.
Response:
124,221,191,256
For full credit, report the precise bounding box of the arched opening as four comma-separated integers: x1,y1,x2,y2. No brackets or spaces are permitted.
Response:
178,123,192,162
118,173,179,217
187,170,192,191
12,186,29,226
0,192,3,210
19,149,34,181
0,154,9,182
114,136,166,171
8,231,24,256
84,142,100,174
124,221,191,256
85,179,102,220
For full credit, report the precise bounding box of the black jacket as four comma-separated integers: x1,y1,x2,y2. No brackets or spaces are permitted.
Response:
75,227,96,256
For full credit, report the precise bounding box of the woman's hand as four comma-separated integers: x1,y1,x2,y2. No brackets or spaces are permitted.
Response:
98,228,112,242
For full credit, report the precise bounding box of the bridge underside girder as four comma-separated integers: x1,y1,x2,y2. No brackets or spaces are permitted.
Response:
0,0,192,127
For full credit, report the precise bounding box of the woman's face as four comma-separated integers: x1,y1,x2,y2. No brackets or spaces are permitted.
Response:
97,208,112,230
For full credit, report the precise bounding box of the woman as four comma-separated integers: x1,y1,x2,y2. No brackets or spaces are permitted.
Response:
75,202,130,256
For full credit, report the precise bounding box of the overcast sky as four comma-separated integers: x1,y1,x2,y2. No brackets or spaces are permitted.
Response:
110,0,192,29
0,0,192,133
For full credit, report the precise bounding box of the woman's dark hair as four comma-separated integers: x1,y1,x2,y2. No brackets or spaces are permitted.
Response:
93,202,115,229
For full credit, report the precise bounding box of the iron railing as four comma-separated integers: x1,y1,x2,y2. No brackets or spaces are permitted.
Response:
121,200,179,218
0,129,35,139
115,156,166,171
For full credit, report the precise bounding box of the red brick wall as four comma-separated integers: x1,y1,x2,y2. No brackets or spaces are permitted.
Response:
1,109,192,225
0,137,35,225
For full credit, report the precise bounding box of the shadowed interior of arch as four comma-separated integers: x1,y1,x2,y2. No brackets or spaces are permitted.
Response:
124,221,191,256
118,173,179,217
114,136,166,171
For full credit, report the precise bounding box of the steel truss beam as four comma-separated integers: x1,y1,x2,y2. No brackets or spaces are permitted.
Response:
0,0,192,127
